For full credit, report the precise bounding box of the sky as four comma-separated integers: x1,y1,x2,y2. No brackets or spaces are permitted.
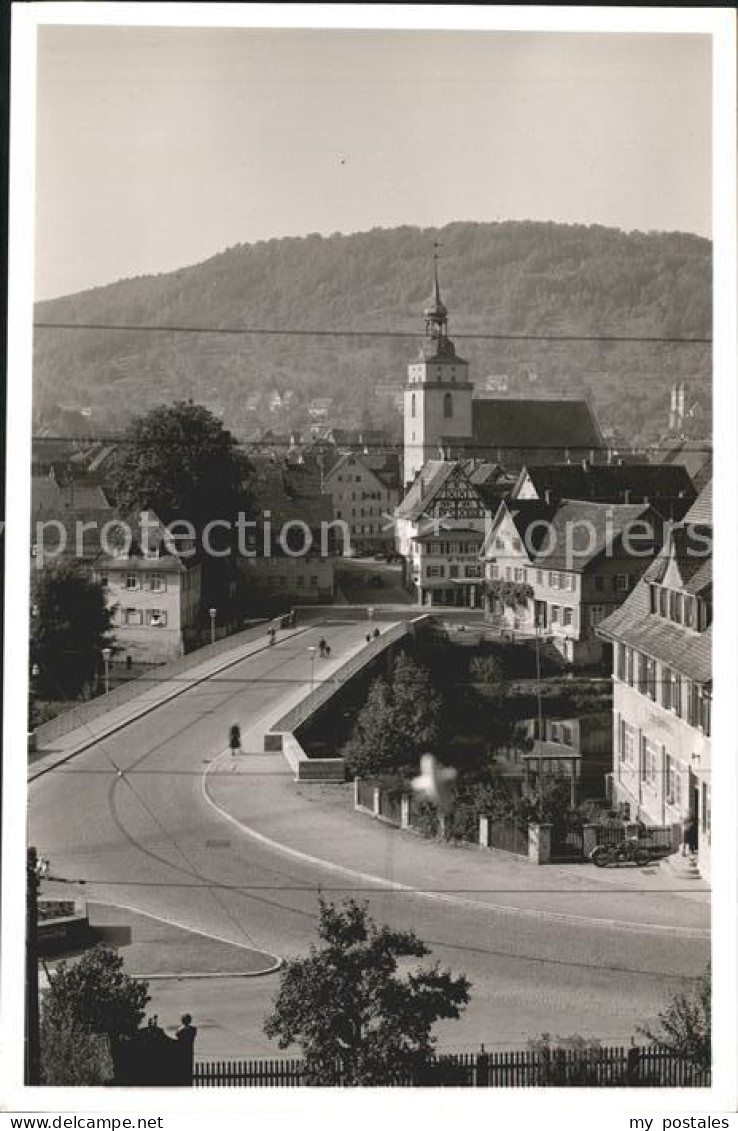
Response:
34,25,712,300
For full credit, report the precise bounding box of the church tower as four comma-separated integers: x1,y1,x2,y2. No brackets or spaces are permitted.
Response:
403,251,473,484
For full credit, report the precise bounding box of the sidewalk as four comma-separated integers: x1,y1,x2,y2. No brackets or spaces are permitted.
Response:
204,750,710,938
28,623,311,781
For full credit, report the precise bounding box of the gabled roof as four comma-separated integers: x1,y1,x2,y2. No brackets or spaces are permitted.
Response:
483,499,658,572
395,461,457,521
684,480,712,525
323,450,401,492
597,578,712,685
469,398,603,455
511,462,697,504
643,525,712,595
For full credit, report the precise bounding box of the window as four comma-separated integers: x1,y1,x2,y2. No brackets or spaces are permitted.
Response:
697,598,712,632
427,565,445,578
147,609,167,627
702,783,711,834
683,596,695,628
443,392,453,418
126,574,138,590
665,755,682,807
513,538,522,552
558,572,567,589
614,574,630,593
505,567,512,581
98,574,108,588
637,652,648,695
310,576,319,587
649,585,658,614
626,647,635,687
642,737,659,786
699,688,712,736
148,573,165,592
646,657,657,700
658,587,668,617
549,572,556,587
550,722,560,741
536,570,543,585
411,393,416,418
672,673,682,718
620,721,636,764
550,605,560,624
594,575,604,592
514,567,527,582
670,591,683,624
561,724,573,746
563,607,573,627
589,605,606,627
662,666,672,710
296,576,305,589
488,564,499,579
616,643,626,681
449,565,459,579
495,537,505,551
124,608,142,626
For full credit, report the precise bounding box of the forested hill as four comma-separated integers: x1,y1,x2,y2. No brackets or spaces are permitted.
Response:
33,221,711,446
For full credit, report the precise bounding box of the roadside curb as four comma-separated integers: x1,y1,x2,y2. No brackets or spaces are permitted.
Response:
201,756,710,940
28,626,314,782
131,960,283,981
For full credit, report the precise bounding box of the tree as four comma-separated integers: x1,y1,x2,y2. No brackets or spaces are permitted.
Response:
40,1018,114,1086
41,945,150,1043
263,898,471,1085
638,966,711,1072
342,653,442,778
31,568,115,699
108,401,252,539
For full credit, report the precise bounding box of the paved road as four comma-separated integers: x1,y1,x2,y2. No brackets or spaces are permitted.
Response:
29,621,710,1057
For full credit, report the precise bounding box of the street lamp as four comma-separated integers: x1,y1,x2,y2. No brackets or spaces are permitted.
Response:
102,647,112,695
307,645,317,691
209,607,217,646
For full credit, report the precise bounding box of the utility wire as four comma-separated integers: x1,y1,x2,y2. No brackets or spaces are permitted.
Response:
30,435,714,453
33,321,713,345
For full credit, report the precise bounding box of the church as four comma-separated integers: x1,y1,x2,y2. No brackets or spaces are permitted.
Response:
403,260,604,485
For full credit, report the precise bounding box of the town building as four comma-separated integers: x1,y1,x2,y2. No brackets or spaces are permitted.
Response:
394,459,510,608
596,482,712,878
481,498,663,665
402,259,604,485
322,451,401,555
237,455,337,606
510,461,697,520
91,509,202,663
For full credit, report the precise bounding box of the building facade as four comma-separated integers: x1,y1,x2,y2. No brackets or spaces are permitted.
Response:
596,483,712,878
322,451,400,554
395,460,504,607
482,499,662,666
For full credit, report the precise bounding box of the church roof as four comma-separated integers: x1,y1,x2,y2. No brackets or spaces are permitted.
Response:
468,398,603,457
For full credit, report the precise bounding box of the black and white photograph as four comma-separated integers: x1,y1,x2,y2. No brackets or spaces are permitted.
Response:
1,2,736,1122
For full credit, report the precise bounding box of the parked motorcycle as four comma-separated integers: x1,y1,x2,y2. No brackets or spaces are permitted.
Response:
589,838,652,867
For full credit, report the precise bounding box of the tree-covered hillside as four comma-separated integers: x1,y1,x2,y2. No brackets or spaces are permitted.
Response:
33,221,711,446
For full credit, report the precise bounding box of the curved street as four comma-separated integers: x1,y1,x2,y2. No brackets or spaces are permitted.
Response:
29,621,710,1057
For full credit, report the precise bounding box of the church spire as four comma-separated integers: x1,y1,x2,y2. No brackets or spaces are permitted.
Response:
423,241,448,336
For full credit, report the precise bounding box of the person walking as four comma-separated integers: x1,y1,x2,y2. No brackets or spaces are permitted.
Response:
682,813,698,856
